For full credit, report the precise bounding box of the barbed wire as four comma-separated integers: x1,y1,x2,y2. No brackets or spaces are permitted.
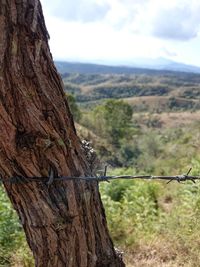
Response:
0,167,199,185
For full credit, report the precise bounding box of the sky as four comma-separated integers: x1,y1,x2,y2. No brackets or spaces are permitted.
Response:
40,0,200,67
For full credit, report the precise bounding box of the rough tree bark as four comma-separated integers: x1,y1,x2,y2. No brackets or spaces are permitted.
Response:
0,1,125,266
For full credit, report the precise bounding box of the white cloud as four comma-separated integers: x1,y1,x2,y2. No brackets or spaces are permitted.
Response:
149,0,200,40
97,0,200,41
40,0,200,66
103,0,149,30
41,0,200,39
41,0,110,22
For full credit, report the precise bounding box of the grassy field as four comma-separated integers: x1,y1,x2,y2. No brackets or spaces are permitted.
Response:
100,168,200,267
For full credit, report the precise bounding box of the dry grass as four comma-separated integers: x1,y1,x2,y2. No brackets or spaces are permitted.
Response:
156,111,200,128
123,238,200,267
123,96,197,112
133,110,200,129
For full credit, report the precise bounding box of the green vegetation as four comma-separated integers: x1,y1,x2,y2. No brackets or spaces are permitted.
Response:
100,166,200,267
92,99,133,144
0,186,33,266
79,98,200,172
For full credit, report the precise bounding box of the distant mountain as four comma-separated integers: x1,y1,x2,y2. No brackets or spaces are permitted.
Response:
128,57,200,74
55,61,158,75
55,59,200,75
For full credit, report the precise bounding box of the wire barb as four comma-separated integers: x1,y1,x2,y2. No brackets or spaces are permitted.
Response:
102,166,110,183
166,168,194,184
187,167,192,176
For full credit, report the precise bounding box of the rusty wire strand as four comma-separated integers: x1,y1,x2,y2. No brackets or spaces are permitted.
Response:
0,167,199,185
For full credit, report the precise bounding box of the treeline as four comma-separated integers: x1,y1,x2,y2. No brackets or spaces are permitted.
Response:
73,84,170,102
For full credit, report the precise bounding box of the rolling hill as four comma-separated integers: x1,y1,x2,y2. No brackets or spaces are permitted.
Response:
61,70,200,112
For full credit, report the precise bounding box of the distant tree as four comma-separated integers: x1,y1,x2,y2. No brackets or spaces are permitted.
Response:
93,99,133,145
168,97,178,110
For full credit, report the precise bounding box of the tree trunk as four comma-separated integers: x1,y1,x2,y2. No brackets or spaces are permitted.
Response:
0,1,125,266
